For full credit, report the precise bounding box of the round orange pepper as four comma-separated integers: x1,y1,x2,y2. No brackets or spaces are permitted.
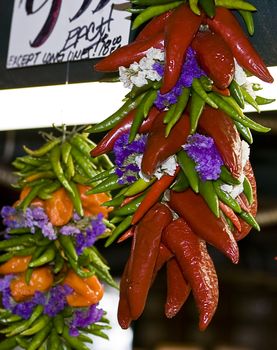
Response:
44,188,73,226
10,267,53,302
63,269,104,307
0,256,32,275
77,184,112,218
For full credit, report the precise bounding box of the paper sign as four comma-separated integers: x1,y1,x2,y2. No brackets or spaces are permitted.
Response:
6,0,131,69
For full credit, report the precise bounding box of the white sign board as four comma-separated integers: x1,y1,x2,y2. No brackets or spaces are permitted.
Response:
7,0,131,69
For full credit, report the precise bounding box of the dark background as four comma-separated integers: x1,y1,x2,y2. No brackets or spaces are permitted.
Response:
0,1,277,349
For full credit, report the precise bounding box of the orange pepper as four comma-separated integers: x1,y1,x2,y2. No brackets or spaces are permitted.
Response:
77,184,112,218
63,269,104,307
0,256,32,275
44,188,73,226
10,267,53,302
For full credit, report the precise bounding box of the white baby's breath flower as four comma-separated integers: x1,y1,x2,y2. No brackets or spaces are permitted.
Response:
131,71,148,87
139,56,155,70
234,59,248,86
145,69,162,82
146,47,164,61
220,182,244,199
129,62,140,72
154,156,178,179
242,82,256,99
241,140,250,168
119,66,132,88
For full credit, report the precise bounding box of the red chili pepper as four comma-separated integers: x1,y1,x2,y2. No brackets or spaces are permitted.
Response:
91,107,160,157
169,189,239,263
191,30,235,89
219,201,241,232
233,161,257,241
198,106,242,179
236,194,250,213
161,4,203,94
141,112,190,176
165,258,191,319
117,261,132,329
132,168,179,225
162,218,218,330
126,203,173,320
153,243,173,276
211,85,230,96
94,31,164,72
117,227,135,243
135,10,172,42
206,7,273,83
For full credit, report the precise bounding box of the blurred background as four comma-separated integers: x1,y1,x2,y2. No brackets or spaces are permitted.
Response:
1,0,277,349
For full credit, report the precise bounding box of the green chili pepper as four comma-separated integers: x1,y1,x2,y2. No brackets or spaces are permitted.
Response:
229,80,245,108
23,138,61,157
88,93,147,134
199,180,220,217
234,121,253,144
171,170,190,192
70,146,97,178
59,235,78,261
61,141,72,165
0,314,22,324
17,184,46,211
65,153,75,180
132,1,183,29
112,193,147,216
25,245,47,284
198,0,215,17
163,104,176,124
7,227,31,234
21,315,50,336
132,0,178,5
215,0,256,11
209,92,270,132
165,87,190,137
102,195,125,207
189,90,205,133
72,173,90,185
199,76,213,91
255,96,276,105
0,337,17,350
215,94,245,117
213,179,242,213
124,177,155,196
68,181,84,216
0,252,13,263
239,211,260,231
189,0,201,15
29,245,56,268
53,251,64,274
239,9,254,35
0,235,35,249
177,150,199,193
15,336,29,349
27,322,52,350
127,7,145,14
49,146,74,196
219,165,241,185
16,246,37,256
105,215,133,247
86,174,124,194
192,78,218,109
19,156,48,167
240,86,260,112
243,176,254,204
77,334,93,344
97,153,114,170
68,256,95,278
110,216,124,224
69,134,92,155
62,326,90,350
125,80,155,99
53,314,64,335
47,328,62,350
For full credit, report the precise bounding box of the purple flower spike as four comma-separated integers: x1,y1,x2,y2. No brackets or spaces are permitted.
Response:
183,133,223,181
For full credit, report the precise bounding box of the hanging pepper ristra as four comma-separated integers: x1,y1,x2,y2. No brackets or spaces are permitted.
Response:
191,30,235,89
198,105,242,179
94,30,164,72
161,3,203,93
206,7,274,83
141,112,190,176
169,189,239,264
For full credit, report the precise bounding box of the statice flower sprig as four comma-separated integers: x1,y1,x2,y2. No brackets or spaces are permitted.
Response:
183,133,224,181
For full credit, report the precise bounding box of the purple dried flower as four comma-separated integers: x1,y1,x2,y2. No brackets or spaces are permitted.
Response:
183,133,223,181
69,304,104,336
60,225,81,236
1,287,13,311
44,285,72,317
13,299,35,319
0,275,14,292
1,206,24,230
41,222,56,240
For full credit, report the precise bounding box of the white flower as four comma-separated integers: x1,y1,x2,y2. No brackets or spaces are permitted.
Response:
154,156,178,179
131,71,148,87
146,47,164,61
145,69,162,82
139,56,155,70
119,66,132,88
234,59,248,86
220,182,244,199
241,140,250,169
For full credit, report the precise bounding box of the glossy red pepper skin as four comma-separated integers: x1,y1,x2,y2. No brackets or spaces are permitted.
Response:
162,218,218,330
126,203,173,320
94,31,164,72
141,112,190,176
153,243,173,275
91,107,160,157
198,106,242,179
219,201,241,232
117,261,132,329
206,8,273,83
161,4,203,94
169,189,239,264
135,10,172,42
165,258,191,319
233,161,257,241
191,30,235,89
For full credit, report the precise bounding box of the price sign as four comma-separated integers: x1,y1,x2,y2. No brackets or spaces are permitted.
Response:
6,0,131,69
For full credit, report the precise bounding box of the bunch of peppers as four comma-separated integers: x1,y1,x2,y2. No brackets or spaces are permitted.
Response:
0,128,118,349
88,0,275,331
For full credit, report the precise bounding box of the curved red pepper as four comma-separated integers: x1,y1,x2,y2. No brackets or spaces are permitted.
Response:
161,4,203,94
94,31,164,72
191,30,235,89
117,261,132,329
165,258,191,319
233,161,257,241
219,201,241,232
141,112,190,176
198,106,242,179
169,189,239,263
206,8,273,83
153,243,173,275
91,107,160,157
126,203,173,320
135,10,172,42
162,218,218,330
